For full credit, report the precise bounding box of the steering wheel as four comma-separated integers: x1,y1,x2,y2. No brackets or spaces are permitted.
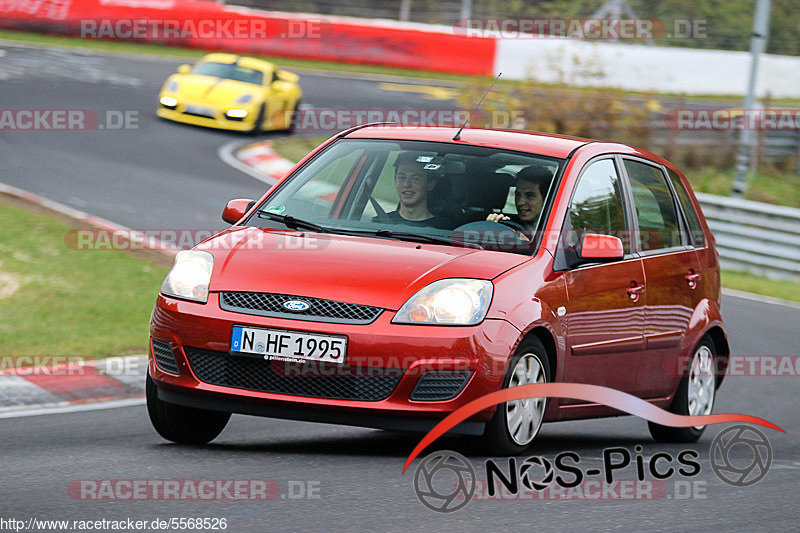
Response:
498,219,528,233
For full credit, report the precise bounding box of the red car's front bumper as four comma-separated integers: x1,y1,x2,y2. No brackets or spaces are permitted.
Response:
149,293,522,434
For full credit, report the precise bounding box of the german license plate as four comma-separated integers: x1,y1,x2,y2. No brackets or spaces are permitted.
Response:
184,104,216,117
230,325,347,364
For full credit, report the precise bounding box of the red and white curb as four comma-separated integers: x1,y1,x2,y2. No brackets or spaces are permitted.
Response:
217,140,296,187
222,140,340,202
0,355,147,417
237,142,296,181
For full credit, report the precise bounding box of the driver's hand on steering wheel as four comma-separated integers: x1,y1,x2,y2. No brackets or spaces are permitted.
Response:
486,213,510,223
485,213,530,241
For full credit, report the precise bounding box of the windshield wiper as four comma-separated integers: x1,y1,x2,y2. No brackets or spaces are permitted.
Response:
369,229,483,249
257,211,330,233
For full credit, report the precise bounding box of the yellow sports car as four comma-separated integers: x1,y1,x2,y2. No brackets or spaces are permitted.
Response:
157,53,302,133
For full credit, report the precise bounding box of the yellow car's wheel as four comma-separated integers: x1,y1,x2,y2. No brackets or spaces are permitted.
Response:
287,99,302,131
248,104,266,135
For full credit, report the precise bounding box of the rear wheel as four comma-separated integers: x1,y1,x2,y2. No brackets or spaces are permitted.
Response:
482,337,550,455
146,373,230,444
648,335,717,442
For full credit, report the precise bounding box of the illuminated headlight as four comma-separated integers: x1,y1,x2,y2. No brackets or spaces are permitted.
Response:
167,80,178,92
235,94,253,104
160,250,213,303
225,109,248,118
392,279,493,325
160,96,178,107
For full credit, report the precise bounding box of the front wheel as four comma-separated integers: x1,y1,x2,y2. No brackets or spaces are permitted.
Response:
247,104,266,135
146,374,230,444
648,335,717,442
482,337,550,455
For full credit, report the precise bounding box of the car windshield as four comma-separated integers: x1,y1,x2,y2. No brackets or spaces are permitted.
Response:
192,61,264,85
245,139,564,254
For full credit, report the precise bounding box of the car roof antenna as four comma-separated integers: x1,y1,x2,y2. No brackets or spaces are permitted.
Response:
452,72,502,141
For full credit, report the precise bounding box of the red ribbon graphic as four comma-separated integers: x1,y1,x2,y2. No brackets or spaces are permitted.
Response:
403,383,784,472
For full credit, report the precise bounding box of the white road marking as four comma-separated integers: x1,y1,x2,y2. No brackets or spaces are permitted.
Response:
0,397,145,419
217,140,278,186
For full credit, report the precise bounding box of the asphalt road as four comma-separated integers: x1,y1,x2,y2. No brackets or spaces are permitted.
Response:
1,42,799,532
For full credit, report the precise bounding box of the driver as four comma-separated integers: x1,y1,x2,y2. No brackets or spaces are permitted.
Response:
378,152,452,229
486,165,552,239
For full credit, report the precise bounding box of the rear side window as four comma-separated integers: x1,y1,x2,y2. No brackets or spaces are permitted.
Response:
666,168,706,246
623,160,682,252
566,158,631,254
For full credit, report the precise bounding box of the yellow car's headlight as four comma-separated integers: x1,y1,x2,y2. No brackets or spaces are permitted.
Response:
236,94,253,104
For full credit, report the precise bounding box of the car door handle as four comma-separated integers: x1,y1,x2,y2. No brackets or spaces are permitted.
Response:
685,271,701,288
626,283,645,301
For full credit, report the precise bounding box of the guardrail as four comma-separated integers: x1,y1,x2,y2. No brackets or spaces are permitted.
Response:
696,192,800,282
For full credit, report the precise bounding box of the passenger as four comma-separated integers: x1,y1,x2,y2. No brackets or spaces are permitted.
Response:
486,165,552,239
378,152,452,229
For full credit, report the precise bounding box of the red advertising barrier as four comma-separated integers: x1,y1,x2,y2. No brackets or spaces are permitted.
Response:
0,0,496,76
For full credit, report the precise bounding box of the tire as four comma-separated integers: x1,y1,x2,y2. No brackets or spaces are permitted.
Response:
247,104,266,135
286,98,301,131
146,373,230,444
648,334,717,443
482,337,551,455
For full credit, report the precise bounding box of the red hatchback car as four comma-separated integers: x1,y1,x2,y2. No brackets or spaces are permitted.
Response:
147,125,728,454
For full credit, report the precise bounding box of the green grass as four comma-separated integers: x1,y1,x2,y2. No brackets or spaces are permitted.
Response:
0,198,168,357
688,167,800,208
721,270,800,303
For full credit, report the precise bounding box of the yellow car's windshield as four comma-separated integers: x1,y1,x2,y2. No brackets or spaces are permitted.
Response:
193,62,264,86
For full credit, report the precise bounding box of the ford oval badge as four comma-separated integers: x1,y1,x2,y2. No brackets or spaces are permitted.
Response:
283,300,310,312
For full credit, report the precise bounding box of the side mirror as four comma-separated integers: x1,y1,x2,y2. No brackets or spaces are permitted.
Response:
578,233,624,262
177,64,191,74
222,199,255,224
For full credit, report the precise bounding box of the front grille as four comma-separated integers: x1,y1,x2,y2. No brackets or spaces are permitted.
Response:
185,347,403,401
410,371,473,401
152,338,180,375
219,291,383,324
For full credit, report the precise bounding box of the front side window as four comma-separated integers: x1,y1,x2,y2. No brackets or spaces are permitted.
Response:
623,160,683,251
245,139,564,254
564,158,631,254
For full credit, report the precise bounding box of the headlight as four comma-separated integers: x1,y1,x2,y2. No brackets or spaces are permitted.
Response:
235,94,253,104
159,96,177,107
160,250,213,303
392,279,493,325
225,109,248,118
167,80,178,92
